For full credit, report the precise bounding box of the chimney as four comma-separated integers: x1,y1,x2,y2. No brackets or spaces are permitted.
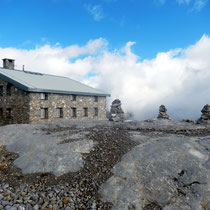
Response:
2,58,15,70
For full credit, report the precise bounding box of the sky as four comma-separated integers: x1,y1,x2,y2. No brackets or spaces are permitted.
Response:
0,0,210,120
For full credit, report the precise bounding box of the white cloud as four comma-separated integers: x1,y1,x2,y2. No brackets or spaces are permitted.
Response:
176,0,208,11
85,4,104,21
193,0,208,11
1,35,210,120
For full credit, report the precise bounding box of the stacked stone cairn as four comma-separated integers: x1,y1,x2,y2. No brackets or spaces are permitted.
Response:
197,104,210,124
109,99,125,122
157,105,171,120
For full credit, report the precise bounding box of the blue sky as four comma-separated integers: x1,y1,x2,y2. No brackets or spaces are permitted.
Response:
1,0,210,120
0,0,209,59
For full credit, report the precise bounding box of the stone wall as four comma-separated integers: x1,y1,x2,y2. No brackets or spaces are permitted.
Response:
28,93,107,123
0,78,30,126
0,78,108,125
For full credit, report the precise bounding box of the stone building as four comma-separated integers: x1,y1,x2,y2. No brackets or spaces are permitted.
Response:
0,59,110,125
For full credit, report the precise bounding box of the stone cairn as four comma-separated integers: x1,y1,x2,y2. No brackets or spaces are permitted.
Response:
109,99,125,122
197,104,210,124
157,105,171,120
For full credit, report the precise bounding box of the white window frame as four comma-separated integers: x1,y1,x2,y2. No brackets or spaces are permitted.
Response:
40,93,46,100
56,108,63,118
40,108,48,119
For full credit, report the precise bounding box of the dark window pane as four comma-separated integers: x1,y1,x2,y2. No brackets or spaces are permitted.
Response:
6,108,12,118
71,95,76,101
71,108,77,117
83,108,88,117
6,84,11,96
0,86,3,96
0,108,3,118
94,108,98,116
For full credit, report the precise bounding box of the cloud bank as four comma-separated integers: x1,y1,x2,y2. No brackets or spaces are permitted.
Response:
1,35,210,120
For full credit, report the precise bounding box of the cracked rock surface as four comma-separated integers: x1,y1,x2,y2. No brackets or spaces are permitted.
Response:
0,119,209,209
99,135,210,210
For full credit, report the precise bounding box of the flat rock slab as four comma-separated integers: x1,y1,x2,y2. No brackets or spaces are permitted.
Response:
99,135,210,210
0,121,99,176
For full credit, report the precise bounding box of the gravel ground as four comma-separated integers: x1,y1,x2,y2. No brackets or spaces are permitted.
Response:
0,121,137,209
0,119,210,210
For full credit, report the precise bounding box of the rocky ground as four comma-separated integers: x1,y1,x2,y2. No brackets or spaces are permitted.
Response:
0,119,210,210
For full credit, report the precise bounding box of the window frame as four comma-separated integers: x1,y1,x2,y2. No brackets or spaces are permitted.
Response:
6,84,12,96
56,108,63,118
83,107,88,117
71,94,77,101
94,107,98,116
40,93,48,100
0,108,3,118
6,108,12,118
0,86,3,96
40,108,48,119
71,107,77,118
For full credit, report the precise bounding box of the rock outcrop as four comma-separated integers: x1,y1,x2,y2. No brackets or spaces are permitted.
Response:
109,99,125,122
0,119,210,209
157,104,171,120
197,104,210,124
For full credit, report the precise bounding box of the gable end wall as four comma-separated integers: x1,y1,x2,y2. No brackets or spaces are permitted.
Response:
0,78,30,126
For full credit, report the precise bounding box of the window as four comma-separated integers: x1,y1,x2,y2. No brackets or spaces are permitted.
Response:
40,108,48,119
6,108,12,118
56,108,63,118
83,108,88,117
6,84,12,96
71,108,77,118
40,93,48,100
71,94,76,101
94,96,98,102
0,108,3,118
0,86,3,96
94,108,98,116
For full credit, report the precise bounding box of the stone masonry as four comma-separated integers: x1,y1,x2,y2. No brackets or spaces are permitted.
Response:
157,105,171,120
109,99,125,122
28,93,107,123
0,79,30,126
0,78,107,125
197,104,210,124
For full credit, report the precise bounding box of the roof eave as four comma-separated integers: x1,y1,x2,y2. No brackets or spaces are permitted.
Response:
0,73,30,92
28,88,111,97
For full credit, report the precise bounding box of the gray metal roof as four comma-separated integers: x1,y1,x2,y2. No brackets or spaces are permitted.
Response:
0,68,110,97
